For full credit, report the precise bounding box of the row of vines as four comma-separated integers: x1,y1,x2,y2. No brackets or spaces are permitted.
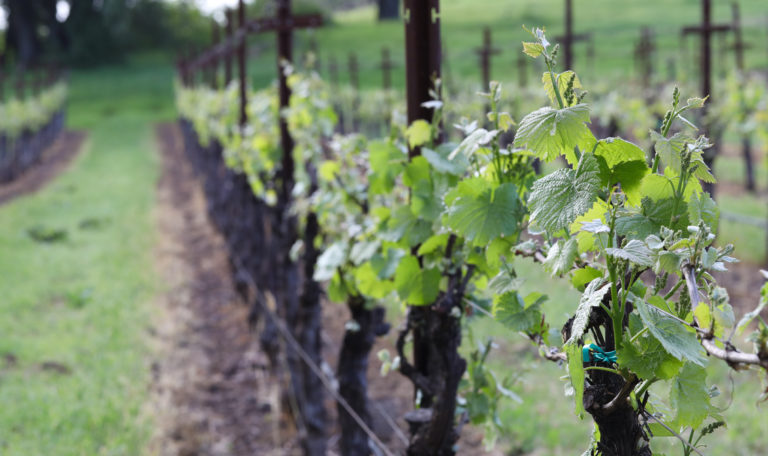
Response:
0,79,68,183
176,22,768,456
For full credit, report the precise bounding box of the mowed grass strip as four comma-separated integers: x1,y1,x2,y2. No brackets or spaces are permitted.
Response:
0,81,161,453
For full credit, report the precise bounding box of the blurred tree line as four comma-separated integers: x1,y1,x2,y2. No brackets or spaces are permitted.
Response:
1,0,212,67
0,0,396,68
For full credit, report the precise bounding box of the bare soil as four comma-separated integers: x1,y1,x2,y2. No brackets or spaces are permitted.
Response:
0,130,85,206
150,123,289,455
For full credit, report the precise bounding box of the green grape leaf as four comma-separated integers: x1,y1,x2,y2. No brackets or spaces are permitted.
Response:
448,128,498,160
417,233,451,256
651,131,686,173
522,42,545,58
637,297,708,366
595,137,647,168
670,362,710,428
486,237,514,270
368,140,406,195
422,144,470,176
616,197,688,240
349,240,381,266
545,237,579,276
605,239,654,267
566,278,611,345
370,247,405,279
381,206,432,246
609,160,649,201
406,119,433,148
618,333,683,380
354,262,394,299
571,266,603,290
529,153,603,232
394,255,441,306
492,291,542,332
488,271,523,295
314,242,347,281
444,182,523,246
513,104,596,164
688,192,719,232
566,342,586,418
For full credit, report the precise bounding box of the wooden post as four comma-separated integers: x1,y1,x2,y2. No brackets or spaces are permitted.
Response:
328,55,339,86
15,71,25,100
276,0,295,199
731,2,749,72
475,27,500,90
347,52,359,91
682,0,733,196
380,47,394,90
210,19,220,89
516,52,527,87
634,27,655,88
347,52,360,132
557,0,591,71
563,0,573,70
404,0,441,157
237,0,247,126
224,9,234,86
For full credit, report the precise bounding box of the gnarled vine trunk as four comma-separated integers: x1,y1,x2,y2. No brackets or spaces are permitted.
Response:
399,260,471,456
337,300,390,455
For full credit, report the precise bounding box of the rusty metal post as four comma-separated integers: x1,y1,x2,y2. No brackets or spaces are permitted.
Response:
347,52,359,91
516,52,527,87
238,0,247,126
210,19,220,89
380,47,393,90
277,0,295,199
225,9,234,85
404,0,441,157
732,2,746,72
475,27,499,90
564,0,573,70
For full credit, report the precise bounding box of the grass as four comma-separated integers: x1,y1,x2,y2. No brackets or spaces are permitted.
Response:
244,0,768,91
0,56,171,455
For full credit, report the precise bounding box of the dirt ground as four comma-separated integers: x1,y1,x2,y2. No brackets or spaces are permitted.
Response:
150,123,287,455
149,123,501,455
0,131,85,206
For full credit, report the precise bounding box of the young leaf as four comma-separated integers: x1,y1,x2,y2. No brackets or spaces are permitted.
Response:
513,104,596,164
636,297,708,366
545,238,579,276
566,342,586,418
394,255,441,306
444,182,523,246
618,333,682,380
492,291,542,332
406,119,433,148
605,239,655,267
594,137,647,168
529,153,603,232
314,242,347,281
566,278,610,345
422,145,470,176
670,362,710,428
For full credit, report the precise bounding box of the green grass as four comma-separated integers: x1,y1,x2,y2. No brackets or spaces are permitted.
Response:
0,56,171,455
244,0,768,91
